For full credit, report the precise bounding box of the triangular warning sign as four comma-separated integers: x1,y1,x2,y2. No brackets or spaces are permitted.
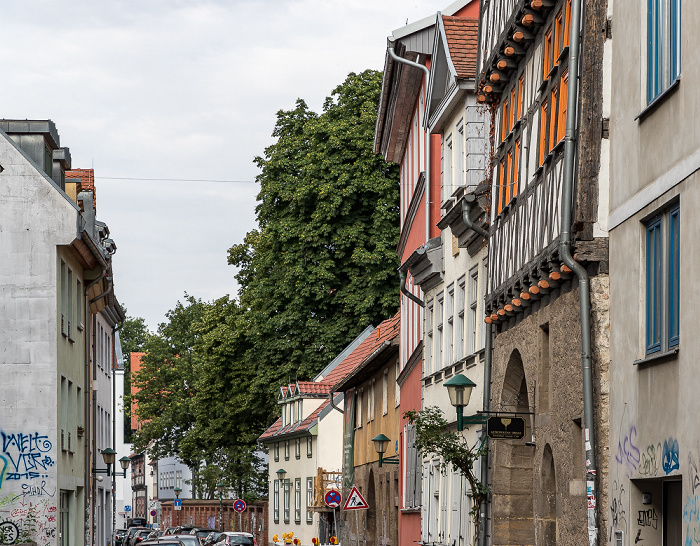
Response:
343,485,369,510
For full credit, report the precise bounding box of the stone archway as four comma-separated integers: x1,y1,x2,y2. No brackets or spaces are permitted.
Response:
538,444,557,545
365,469,377,546
492,350,535,546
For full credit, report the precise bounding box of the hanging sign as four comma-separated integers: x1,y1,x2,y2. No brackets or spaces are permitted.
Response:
487,416,525,439
343,485,369,510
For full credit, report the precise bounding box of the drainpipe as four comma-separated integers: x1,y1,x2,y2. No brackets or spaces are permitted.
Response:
328,390,343,414
478,323,493,546
387,46,431,243
558,2,598,545
461,195,489,239
90,276,113,305
399,269,424,308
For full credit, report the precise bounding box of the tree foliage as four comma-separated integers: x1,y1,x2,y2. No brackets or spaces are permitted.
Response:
229,70,400,408
130,70,399,500
404,407,488,544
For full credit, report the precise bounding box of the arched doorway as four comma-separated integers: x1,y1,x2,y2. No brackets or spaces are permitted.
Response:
538,444,557,545
492,350,535,545
365,470,377,546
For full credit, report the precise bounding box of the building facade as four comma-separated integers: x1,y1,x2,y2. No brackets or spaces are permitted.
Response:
607,0,690,544
476,0,611,543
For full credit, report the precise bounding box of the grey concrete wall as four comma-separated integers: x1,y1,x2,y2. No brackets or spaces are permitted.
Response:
0,131,81,546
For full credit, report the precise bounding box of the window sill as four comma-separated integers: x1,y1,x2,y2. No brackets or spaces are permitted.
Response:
633,347,679,366
636,77,681,122
400,507,421,514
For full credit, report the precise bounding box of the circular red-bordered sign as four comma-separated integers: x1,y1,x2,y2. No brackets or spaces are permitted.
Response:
325,489,341,508
233,499,247,513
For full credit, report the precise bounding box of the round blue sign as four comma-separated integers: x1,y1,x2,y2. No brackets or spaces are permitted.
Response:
325,490,342,508
233,499,247,513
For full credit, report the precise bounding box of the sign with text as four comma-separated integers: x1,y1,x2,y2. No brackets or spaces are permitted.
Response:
487,417,525,439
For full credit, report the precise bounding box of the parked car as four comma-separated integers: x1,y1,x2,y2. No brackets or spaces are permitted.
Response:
214,532,257,546
203,532,224,546
133,529,157,544
192,528,218,541
169,534,205,546
126,527,151,546
115,528,128,546
140,540,186,546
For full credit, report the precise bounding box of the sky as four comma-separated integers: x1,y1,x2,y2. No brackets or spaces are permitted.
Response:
1,0,438,331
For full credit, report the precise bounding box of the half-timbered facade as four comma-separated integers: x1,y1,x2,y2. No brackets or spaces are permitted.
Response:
476,0,611,544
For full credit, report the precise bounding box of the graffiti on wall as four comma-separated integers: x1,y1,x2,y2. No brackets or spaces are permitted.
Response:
0,430,57,546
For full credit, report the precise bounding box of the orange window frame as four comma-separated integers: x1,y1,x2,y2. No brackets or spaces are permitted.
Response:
558,70,569,142
505,149,513,203
502,98,510,141
517,76,524,123
563,0,572,48
554,10,563,59
549,86,558,152
498,160,506,214
510,87,516,130
539,100,548,166
513,139,521,197
543,28,552,79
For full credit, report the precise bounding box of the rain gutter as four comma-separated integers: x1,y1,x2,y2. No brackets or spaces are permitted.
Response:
559,1,598,545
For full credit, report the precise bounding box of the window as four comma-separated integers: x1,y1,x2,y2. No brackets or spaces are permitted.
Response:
306,477,314,523
61,377,67,450
274,480,280,523
647,0,681,103
67,268,73,339
645,202,680,355
295,478,302,523
284,440,290,461
426,299,434,374
356,389,363,429
442,135,453,203
467,266,479,354
306,437,312,458
436,292,444,370
382,370,388,416
446,284,454,365
274,443,279,462
298,400,303,423
404,424,422,509
367,379,375,423
76,279,82,327
60,260,66,336
295,438,301,459
456,120,465,189
176,471,182,489
283,479,291,524
456,277,466,361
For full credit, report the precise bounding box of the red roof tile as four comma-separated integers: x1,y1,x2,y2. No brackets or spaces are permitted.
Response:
321,312,401,387
442,17,478,79
297,382,332,395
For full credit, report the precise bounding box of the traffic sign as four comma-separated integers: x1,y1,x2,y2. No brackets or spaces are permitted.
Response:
343,486,369,510
124,505,131,512
150,510,157,517
324,490,341,508
233,499,247,513
174,499,182,510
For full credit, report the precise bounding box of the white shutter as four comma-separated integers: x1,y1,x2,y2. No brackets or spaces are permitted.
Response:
450,468,462,546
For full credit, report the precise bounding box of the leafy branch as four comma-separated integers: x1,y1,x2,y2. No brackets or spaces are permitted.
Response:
404,406,488,545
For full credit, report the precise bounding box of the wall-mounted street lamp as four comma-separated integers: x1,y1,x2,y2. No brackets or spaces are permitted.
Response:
371,434,399,468
276,468,287,480
174,486,182,526
217,482,225,531
93,448,131,477
444,373,477,431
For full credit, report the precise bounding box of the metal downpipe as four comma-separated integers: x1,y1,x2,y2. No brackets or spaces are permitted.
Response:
558,1,598,545
479,323,493,546
399,269,424,308
461,196,489,239
387,46,431,243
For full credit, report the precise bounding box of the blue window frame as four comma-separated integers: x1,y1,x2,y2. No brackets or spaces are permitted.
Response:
645,203,680,355
647,0,682,103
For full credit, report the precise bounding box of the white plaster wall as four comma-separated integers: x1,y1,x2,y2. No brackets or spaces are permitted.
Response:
0,132,82,546
114,368,132,530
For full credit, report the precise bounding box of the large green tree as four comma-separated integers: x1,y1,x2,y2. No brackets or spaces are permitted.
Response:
229,69,400,407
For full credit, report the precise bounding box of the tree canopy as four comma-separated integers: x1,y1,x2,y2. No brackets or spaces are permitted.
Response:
130,69,400,499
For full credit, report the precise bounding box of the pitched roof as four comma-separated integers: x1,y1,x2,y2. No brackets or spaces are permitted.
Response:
322,312,401,386
258,313,401,443
442,16,478,79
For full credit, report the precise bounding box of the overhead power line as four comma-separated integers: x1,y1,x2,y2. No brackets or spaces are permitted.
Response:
95,176,257,183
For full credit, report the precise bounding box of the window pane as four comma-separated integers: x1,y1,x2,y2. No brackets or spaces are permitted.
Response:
669,206,680,347
646,219,662,354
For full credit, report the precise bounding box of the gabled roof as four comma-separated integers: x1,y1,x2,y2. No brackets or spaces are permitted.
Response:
258,313,401,443
426,14,479,132
442,16,478,79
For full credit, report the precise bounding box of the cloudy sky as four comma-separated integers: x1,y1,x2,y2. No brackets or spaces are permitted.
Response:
2,0,437,331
